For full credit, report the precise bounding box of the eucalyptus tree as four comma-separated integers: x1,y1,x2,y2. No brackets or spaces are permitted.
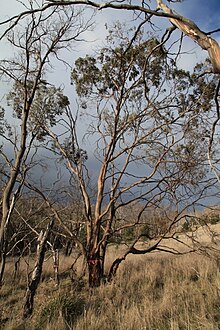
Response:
42,23,218,287
8,0,219,73
2,0,220,288
0,4,93,285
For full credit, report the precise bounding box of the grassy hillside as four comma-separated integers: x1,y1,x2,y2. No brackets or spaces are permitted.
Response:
1,249,220,330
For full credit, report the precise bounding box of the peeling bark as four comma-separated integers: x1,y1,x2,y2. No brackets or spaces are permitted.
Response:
157,0,220,73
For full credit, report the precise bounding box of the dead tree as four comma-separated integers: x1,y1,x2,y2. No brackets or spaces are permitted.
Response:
23,219,54,319
52,248,59,286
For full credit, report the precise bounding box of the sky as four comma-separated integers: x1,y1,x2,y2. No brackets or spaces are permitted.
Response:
0,0,220,72
0,1,220,71
1,1,220,37
1,0,220,120
0,0,220,187
180,0,220,31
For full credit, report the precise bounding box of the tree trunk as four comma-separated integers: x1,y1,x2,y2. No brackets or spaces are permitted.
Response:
0,203,14,285
23,219,54,319
52,248,59,286
0,240,7,287
87,255,102,287
0,221,13,285
107,257,125,282
0,158,28,284
13,257,21,281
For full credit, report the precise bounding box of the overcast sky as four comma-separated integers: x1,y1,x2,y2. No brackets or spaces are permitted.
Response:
1,0,220,68
1,1,219,23
1,1,220,37
0,0,220,184
0,1,219,60
0,0,220,111
1,0,220,136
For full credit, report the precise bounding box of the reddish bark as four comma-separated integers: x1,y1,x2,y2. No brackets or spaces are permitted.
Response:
87,258,102,287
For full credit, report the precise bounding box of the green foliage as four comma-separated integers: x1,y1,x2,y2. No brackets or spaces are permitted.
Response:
71,23,217,176
182,220,191,232
208,214,220,225
121,226,135,242
71,56,101,97
71,23,167,103
181,209,220,231
61,137,88,165
140,223,153,240
202,209,220,225
7,81,69,141
0,106,5,132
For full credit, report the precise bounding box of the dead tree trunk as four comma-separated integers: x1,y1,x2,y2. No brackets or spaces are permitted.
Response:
52,248,59,286
23,219,54,319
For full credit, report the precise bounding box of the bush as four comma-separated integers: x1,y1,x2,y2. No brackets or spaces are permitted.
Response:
37,295,86,329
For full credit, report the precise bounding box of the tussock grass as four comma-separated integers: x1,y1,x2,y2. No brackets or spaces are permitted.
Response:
1,252,220,330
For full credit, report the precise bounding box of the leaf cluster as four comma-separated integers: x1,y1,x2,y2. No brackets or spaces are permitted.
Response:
7,80,70,141
71,24,167,101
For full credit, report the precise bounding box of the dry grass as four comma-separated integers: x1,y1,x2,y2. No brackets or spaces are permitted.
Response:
1,249,220,330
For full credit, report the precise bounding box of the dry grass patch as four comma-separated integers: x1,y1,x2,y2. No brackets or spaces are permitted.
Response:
1,252,220,329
